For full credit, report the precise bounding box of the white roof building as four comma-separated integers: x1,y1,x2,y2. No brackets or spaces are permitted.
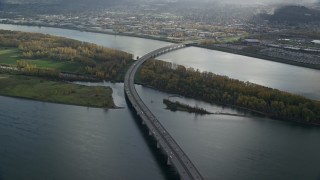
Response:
243,39,260,44
311,40,320,44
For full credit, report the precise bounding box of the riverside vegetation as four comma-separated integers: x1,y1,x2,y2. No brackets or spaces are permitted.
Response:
0,74,114,108
163,99,211,115
1,30,320,120
0,30,133,80
0,30,133,108
139,60,320,125
163,99,246,117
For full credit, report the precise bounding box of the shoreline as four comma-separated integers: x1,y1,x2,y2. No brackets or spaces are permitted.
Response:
193,44,320,70
2,23,319,71
0,24,319,125
0,22,178,44
139,83,320,126
0,74,118,109
0,94,123,109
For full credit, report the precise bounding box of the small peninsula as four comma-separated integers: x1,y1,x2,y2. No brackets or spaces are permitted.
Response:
0,30,133,108
0,74,115,108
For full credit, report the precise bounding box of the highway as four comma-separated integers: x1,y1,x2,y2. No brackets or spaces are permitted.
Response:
124,44,204,180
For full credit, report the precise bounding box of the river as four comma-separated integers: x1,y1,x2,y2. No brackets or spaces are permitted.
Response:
0,24,320,180
1,24,319,100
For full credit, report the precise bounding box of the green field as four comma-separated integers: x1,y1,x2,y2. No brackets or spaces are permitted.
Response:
0,47,82,72
219,37,240,43
0,74,115,108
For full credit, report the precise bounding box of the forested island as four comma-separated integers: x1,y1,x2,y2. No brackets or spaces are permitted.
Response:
0,30,133,108
163,99,211,115
0,30,133,80
139,60,320,125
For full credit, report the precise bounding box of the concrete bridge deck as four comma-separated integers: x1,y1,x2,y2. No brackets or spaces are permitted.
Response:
124,44,204,180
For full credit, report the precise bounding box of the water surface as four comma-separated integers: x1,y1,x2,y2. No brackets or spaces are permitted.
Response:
0,95,169,180
0,24,320,180
1,23,319,99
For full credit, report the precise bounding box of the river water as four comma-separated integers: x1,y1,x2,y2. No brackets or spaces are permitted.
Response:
0,24,320,180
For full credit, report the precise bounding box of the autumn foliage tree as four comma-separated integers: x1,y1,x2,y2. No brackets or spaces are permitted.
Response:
0,30,133,80
139,60,320,125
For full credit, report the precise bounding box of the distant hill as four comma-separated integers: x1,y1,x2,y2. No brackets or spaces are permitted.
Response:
0,0,127,13
2,0,127,4
264,5,320,24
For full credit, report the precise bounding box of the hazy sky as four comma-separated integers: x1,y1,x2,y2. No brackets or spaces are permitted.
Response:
0,0,319,5
185,0,319,4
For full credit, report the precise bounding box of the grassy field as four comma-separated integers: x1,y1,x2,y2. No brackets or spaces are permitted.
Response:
0,74,115,108
0,47,82,72
217,37,240,43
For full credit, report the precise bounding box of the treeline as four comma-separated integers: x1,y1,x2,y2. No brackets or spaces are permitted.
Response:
10,60,98,82
0,30,133,80
139,60,320,125
16,60,59,78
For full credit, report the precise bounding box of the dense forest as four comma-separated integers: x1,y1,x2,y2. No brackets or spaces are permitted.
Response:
139,60,320,125
0,30,133,80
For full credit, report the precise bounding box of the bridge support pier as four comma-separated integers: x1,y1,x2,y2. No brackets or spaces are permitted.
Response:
167,156,171,165
124,44,204,180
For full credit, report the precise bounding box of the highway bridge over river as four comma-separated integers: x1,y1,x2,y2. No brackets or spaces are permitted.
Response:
124,44,204,180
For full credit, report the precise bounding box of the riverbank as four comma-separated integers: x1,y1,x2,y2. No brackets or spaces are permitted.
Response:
143,83,320,126
3,23,320,72
0,74,115,108
1,24,318,124
193,44,320,70
0,30,133,81
139,59,320,126
0,22,179,44
6,23,320,71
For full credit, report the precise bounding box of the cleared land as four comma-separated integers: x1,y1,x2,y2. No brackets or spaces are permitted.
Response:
0,47,82,72
0,74,115,108
0,30,132,81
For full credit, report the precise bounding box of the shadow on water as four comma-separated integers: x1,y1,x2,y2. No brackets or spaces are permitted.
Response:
0,168,4,180
125,97,180,180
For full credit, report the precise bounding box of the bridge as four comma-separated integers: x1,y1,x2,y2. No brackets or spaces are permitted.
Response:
124,44,204,180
